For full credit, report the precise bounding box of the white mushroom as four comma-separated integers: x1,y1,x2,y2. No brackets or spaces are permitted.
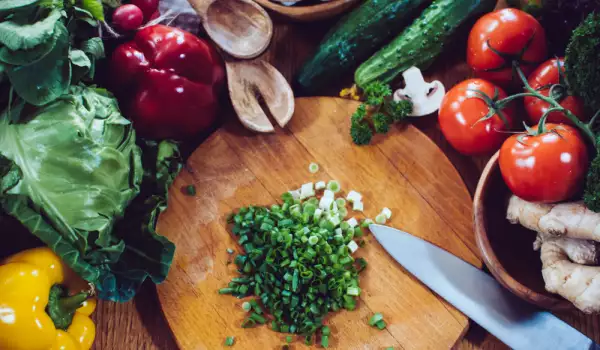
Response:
393,67,445,117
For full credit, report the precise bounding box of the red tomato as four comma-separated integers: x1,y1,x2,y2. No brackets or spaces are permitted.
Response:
439,79,516,156
131,0,159,21
467,8,547,86
112,4,144,32
499,123,589,203
524,58,587,125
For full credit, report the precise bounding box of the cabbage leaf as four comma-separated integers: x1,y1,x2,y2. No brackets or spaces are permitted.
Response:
0,86,179,301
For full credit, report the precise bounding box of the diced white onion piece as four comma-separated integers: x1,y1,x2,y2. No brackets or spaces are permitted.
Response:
347,240,359,253
329,215,341,227
363,218,373,225
300,182,315,200
319,196,333,210
289,190,300,200
335,228,342,235
314,208,323,220
303,227,310,234
381,207,392,219
323,189,335,199
315,181,326,190
347,217,358,228
346,190,362,203
331,200,338,213
352,201,364,212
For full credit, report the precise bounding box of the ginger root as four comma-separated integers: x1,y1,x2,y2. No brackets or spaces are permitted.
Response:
541,240,600,314
507,195,600,241
534,234,599,266
507,195,600,313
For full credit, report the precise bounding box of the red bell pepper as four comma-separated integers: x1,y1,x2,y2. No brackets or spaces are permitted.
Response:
110,25,225,140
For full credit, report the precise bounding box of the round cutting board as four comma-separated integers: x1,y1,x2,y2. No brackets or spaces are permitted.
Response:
156,97,480,349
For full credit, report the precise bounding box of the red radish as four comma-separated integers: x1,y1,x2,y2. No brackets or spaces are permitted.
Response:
112,4,144,32
131,0,159,21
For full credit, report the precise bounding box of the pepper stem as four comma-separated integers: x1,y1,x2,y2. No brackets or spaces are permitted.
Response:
46,285,90,331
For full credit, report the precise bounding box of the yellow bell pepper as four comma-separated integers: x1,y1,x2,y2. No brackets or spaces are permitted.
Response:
0,247,96,350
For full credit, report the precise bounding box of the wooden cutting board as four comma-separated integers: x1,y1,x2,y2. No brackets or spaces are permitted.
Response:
156,97,481,350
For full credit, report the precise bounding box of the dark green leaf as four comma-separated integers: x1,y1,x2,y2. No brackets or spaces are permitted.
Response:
0,0,38,12
0,9,63,51
0,25,60,66
7,22,71,105
69,49,91,83
73,6,99,27
80,37,105,59
80,0,105,21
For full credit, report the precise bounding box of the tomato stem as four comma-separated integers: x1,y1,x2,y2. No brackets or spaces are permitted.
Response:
502,63,598,149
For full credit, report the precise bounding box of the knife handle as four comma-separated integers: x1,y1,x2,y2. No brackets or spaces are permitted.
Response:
589,343,600,350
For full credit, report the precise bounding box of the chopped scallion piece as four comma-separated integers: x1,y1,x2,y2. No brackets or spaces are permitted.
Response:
352,201,364,212
309,162,320,173
227,248,235,254
381,207,392,219
225,336,235,346
335,198,346,207
361,218,373,228
346,190,362,203
375,214,387,224
185,185,196,196
321,335,329,348
308,235,319,245
369,312,384,326
375,320,387,330
326,180,341,193
286,335,293,343
242,301,251,312
347,217,358,228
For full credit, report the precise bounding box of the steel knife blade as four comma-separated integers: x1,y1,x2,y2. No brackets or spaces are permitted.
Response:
369,224,600,350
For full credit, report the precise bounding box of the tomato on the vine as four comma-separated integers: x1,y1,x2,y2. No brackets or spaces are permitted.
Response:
439,79,516,156
467,8,547,86
524,58,587,125
499,123,589,203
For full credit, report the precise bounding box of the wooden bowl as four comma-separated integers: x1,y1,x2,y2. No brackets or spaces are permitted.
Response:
253,0,360,22
473,152,573,311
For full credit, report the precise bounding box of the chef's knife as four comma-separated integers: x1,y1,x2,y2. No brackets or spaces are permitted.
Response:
369,224,600,350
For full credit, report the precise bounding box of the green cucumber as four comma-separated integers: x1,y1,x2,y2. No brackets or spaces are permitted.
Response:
296,0,429,94
355,0,496,88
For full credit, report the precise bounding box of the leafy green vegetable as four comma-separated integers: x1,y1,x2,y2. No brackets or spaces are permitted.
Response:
0,0,39,12
372,113,390,134
566,12,600,112
0,1,106,105
101,0,122,8
584,136,600,212
6,21,71,106
363,81,392,107
385,99,413,122
350,115,373,145
0,9,63,51
80,0,105,21
0,86,180,301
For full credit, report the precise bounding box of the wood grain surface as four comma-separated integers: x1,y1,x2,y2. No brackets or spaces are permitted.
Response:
0,1,595,349
155,97,478,349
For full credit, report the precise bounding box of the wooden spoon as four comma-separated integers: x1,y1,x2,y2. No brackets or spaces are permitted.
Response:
188,0,294,133
226,60,295,133
189,0,273,59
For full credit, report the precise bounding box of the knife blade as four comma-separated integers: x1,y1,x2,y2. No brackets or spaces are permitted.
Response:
369,224,600,350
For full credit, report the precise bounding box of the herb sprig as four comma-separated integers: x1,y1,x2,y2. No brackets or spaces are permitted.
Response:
350,81,413,145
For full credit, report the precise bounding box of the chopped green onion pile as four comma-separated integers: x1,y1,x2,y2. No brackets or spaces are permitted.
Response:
220,187,371,345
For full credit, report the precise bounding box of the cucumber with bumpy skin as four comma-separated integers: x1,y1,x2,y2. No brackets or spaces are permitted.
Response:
296,0,429,94
355,0,496,88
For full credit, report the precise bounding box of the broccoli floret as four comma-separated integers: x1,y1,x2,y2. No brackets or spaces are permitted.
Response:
350,121,373,146
584,148,600,212
384,100,413,122
566,13,600,112
363,82,392,107
372,113,390,134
